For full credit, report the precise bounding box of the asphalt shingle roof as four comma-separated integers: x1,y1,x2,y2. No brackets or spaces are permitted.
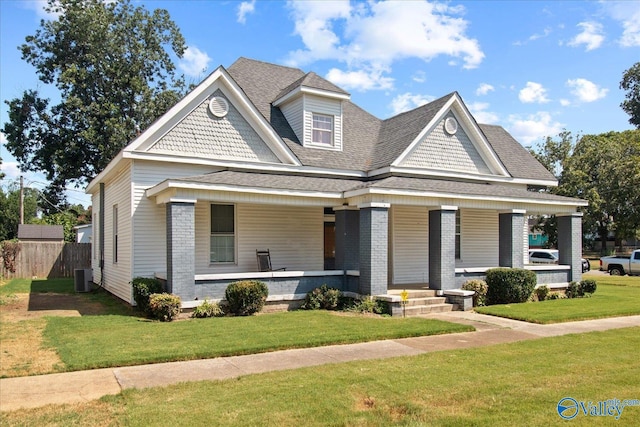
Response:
227,58,557,182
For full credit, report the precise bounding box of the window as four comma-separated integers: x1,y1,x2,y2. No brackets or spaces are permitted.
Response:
312,114,333,145
455,210,461,259
113,205,118,263
210,204,235,263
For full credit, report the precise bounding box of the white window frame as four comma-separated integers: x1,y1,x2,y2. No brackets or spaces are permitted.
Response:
311,113,334,146
113,205,118,264
455,210,461,260
210,203,236,264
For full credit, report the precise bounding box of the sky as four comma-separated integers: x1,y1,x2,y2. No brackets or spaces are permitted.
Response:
1,0,639,208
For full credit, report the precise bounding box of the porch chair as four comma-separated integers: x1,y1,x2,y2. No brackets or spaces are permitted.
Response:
256,249,286,272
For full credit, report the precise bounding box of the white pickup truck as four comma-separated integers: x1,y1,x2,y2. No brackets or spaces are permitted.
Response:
599,249,640,276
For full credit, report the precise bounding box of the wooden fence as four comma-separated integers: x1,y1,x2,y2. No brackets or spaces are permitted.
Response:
0,242,92,279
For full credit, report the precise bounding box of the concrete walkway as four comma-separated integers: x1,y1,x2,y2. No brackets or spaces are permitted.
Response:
2,312,639,412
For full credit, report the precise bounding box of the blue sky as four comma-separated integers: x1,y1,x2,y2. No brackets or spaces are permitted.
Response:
1,0,639,207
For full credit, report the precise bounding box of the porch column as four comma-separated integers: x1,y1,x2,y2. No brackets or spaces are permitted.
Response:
429,206,457,291
166,201,196,301
558,213,583,282
499,210,525,268
359,203,389,296
334,206,359,271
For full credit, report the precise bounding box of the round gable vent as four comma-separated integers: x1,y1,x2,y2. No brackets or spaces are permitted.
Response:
444,117,458,135
208,96,229,118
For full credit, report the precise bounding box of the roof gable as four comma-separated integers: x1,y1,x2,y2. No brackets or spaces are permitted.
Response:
390,93,509,178
147,89,281,164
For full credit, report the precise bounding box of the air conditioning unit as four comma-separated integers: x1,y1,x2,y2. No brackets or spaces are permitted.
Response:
74,268,93,292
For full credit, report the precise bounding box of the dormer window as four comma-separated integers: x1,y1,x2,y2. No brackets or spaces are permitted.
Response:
312,114,333,145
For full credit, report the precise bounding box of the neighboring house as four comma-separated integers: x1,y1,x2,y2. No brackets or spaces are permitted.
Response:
74,224,92,244
528,218,549,248
87,57,587,307
17,224,64,242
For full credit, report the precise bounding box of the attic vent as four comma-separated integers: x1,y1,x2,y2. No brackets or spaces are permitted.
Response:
444,117,458,135
208,96,229,118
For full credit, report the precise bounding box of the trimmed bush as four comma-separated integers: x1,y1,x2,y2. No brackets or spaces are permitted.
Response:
132,277,164,315
345,297,388,315
461,280,488,307
225,280,268,316
580,279,597,295
148,293,181,322
302,285,342,310
485,268,536,305
566,281,583,298
191,300,225,318
534,285,550,302
548,292,567,300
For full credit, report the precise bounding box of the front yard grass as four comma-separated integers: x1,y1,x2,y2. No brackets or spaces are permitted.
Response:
475,274,640,323
3,326,639,426
44,311,471,371
0,278,471,376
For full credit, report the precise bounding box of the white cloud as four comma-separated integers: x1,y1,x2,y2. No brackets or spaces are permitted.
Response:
326,67,393,91
467,102,499,124
237,0,256,24
0,161,23,181
389,93,435,116
566,78,608,102
286,0,484,92
507,112,564,145
519,82,550,104
560,99,571,107
22,0,60,20
602,1,640,47
178,46,211,78
568,21,605,51
475,83,494,96
412,70,426,83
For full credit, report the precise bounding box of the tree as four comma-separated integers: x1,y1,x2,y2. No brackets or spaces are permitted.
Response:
0,183,40,241
621,62,640,128
560,130,640,252
2,0,186,203
528,130,577,248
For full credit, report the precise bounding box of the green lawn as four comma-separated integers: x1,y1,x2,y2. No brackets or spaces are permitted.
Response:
44,311,472,371
476,274,640,323
4,327,639,426
0,278,77,295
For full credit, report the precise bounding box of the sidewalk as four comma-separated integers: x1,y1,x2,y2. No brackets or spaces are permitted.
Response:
2,312,640,412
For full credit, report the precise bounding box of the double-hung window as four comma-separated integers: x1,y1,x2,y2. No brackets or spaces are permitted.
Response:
312,113,333,145
210,204,235,263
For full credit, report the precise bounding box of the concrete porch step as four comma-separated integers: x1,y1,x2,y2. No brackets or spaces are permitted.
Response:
387,289,437,299
404,296,447,306
399,303,454,316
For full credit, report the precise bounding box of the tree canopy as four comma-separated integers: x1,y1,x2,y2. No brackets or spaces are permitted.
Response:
621,62,640,129
2,0,186,200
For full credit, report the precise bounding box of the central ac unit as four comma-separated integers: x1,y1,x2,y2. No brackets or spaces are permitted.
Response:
74,268,93,292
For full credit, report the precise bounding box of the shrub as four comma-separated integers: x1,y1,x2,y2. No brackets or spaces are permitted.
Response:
548,292,567,300
225,280,268,316
302,285,342,310
534,285,550,302
346,297,388,315
132,277,164,314
148,293,181,321
461,280,488,307
485,268,537,305
580,279,597,295
566,281,583,299
191,300,224,318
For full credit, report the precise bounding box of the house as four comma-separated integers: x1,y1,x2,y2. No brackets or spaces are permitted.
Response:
17,224,64,242
74,223,92,244
86,57,587,308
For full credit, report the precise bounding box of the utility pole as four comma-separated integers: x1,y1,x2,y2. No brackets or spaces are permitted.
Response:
19,175,24,224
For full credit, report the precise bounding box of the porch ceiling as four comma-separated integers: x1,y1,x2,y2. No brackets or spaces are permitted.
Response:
145,170,587,209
